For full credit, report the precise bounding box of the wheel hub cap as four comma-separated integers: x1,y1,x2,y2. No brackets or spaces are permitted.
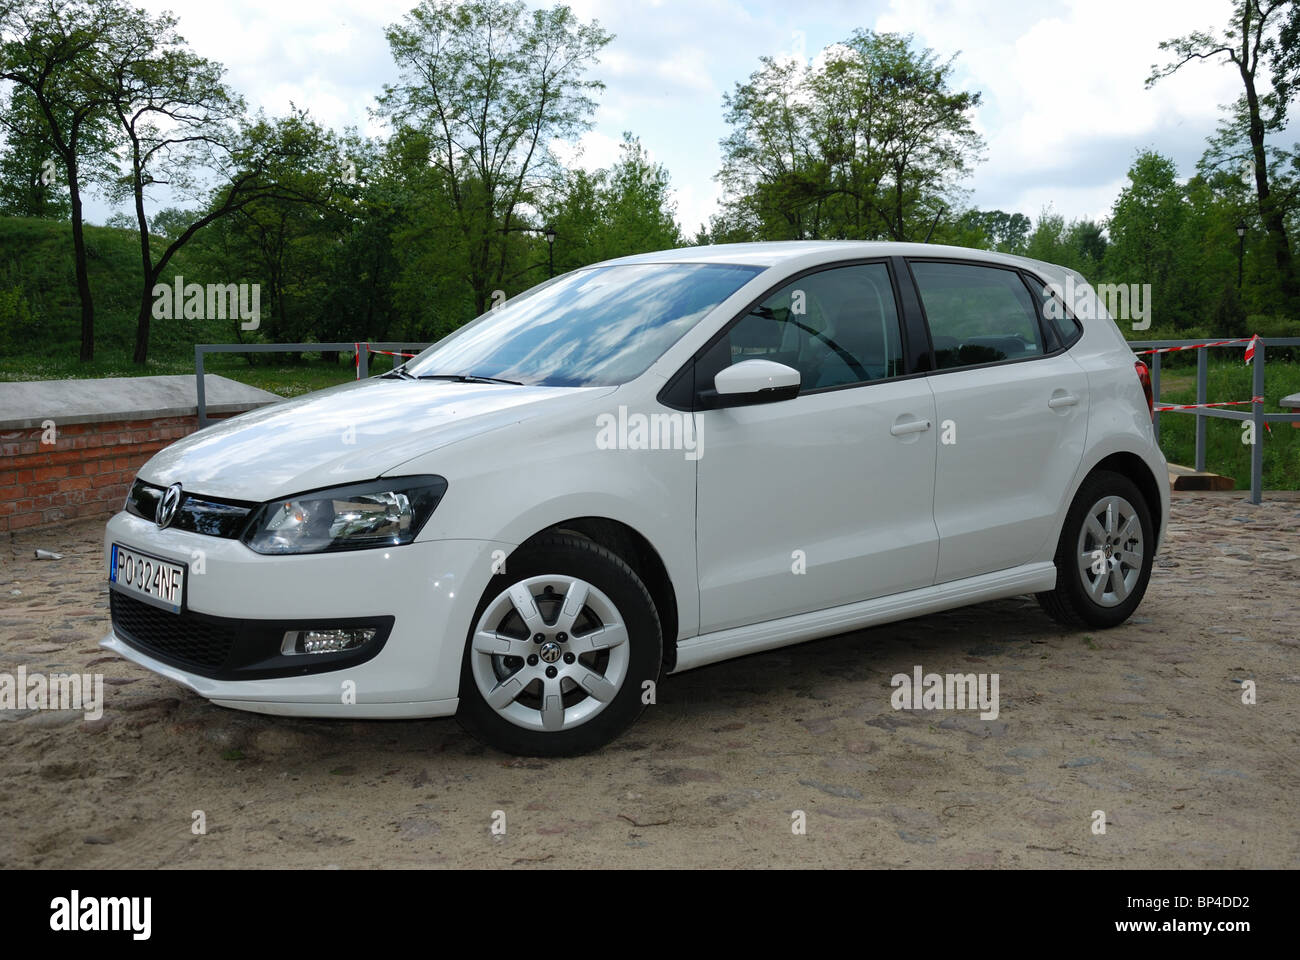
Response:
470,574,630,733
1075,494,1144,608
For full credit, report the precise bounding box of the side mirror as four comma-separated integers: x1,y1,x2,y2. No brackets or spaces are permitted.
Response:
710,359,801,407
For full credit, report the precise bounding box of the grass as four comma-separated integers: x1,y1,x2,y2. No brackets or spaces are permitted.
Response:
1152,355,1300,490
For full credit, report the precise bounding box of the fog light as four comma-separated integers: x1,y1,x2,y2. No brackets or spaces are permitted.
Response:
281,628,377,656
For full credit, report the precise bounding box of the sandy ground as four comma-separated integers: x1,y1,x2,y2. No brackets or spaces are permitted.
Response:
0,492,1297,869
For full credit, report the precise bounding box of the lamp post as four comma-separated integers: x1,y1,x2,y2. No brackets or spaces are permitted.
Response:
1236,219,1247,290
544,225,556,278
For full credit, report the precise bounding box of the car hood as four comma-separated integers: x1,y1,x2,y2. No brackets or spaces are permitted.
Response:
141,377,615,501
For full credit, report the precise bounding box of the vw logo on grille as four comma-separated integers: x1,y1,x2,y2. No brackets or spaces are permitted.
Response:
539,641,562,664
156,483,183,529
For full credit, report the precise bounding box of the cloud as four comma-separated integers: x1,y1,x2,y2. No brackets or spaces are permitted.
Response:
876,0,1249,221
551,130,624,172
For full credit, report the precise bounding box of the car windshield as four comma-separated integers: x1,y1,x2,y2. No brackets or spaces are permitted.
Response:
403,262,765,386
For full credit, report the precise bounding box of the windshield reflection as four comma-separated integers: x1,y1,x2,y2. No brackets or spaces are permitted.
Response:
405,262,764,386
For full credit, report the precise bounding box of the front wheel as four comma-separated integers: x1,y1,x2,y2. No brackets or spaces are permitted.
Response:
456,534,662,756
1037,470,1155,629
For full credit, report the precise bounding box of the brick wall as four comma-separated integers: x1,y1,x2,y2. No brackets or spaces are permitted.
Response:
0,414,228,533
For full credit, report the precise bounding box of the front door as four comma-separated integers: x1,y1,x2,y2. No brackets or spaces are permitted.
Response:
694,261,940,633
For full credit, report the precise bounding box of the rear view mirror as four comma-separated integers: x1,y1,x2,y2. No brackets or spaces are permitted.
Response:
710,359,801,407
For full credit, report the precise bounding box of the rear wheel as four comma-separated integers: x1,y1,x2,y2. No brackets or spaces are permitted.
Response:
1037,470,1154,629
456,534,662,756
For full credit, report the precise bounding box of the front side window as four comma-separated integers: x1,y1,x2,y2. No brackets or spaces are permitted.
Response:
910,261,1045,370
405,262,765,387
698,262,905,393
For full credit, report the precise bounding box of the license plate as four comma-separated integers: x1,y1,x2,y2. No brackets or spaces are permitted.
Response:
109,543,186,614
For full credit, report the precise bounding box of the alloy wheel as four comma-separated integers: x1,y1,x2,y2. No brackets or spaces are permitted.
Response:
470,574,630,732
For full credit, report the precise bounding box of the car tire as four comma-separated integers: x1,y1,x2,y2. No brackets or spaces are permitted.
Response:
456,533,662,756
1037,470,1155,629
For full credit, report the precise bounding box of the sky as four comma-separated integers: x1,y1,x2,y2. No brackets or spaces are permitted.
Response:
95,0,1264,235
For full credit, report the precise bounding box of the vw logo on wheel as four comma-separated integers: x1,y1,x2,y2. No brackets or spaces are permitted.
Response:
539,640,562,664
156,483,183,529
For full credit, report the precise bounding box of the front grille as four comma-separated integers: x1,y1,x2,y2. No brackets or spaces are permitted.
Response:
125,479,256,539
110,590,236,670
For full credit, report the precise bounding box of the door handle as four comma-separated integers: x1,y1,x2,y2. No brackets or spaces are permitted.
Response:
1048,394,1079,409
890,419,932,437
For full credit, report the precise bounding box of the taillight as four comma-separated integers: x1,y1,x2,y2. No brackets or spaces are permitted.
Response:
1135,360,1154,422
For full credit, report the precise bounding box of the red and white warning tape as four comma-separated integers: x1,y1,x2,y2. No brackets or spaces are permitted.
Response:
354,342,419,379
1134,334,1261,363
1153,396,1264,413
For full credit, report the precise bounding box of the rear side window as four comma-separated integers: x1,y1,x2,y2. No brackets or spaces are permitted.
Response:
910,261,1045,370
699,262,905,392
1032,280,1083,349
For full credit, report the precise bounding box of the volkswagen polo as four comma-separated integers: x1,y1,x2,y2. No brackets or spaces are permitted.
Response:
103,241,1168,755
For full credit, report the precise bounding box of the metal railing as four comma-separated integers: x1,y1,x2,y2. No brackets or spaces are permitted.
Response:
1131,337,1300,503
194,338,1300,504
194,342,430,428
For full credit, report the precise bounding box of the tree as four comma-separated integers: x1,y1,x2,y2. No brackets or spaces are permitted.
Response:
717,30,984,242
1100,151,1225,331
956,209,1031,254
377,0,613,314
1149,0,1300,307
0,0,128,360
598,135,682,256
199,114,350,348
90,0,338,363
0,84,70,218
93,4,247,363
148,206,196,239
542,133,682,270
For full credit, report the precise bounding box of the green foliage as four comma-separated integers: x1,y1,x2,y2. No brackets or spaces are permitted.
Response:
540,133,683,272
0,85,70,218
0,282,35,350
0,215,207,359
377,0,614,316
714,29,983,242
1149,1,1300,312
953,209,1030,254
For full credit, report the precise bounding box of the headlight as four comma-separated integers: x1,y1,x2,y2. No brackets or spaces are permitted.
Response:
242,476,448,555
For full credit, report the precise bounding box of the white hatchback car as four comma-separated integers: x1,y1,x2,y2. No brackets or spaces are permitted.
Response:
103,241,1168,755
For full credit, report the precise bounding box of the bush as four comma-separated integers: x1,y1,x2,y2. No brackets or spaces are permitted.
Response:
0,285,36,351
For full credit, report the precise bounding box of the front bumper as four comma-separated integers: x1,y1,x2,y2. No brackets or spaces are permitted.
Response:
101,510,509,718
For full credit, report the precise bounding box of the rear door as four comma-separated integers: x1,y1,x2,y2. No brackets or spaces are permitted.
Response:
907,259,1089,583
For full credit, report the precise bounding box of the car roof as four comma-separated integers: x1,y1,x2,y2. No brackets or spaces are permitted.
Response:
602,240,1056,275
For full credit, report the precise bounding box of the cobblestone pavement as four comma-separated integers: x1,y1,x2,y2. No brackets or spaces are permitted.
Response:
1,492,1297,868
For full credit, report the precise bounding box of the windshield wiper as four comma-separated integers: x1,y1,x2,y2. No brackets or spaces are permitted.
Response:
382,366,415,380
415,373,523,385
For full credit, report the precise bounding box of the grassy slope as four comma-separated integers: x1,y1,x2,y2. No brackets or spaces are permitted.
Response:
0,215,190,360
0,215,392,396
